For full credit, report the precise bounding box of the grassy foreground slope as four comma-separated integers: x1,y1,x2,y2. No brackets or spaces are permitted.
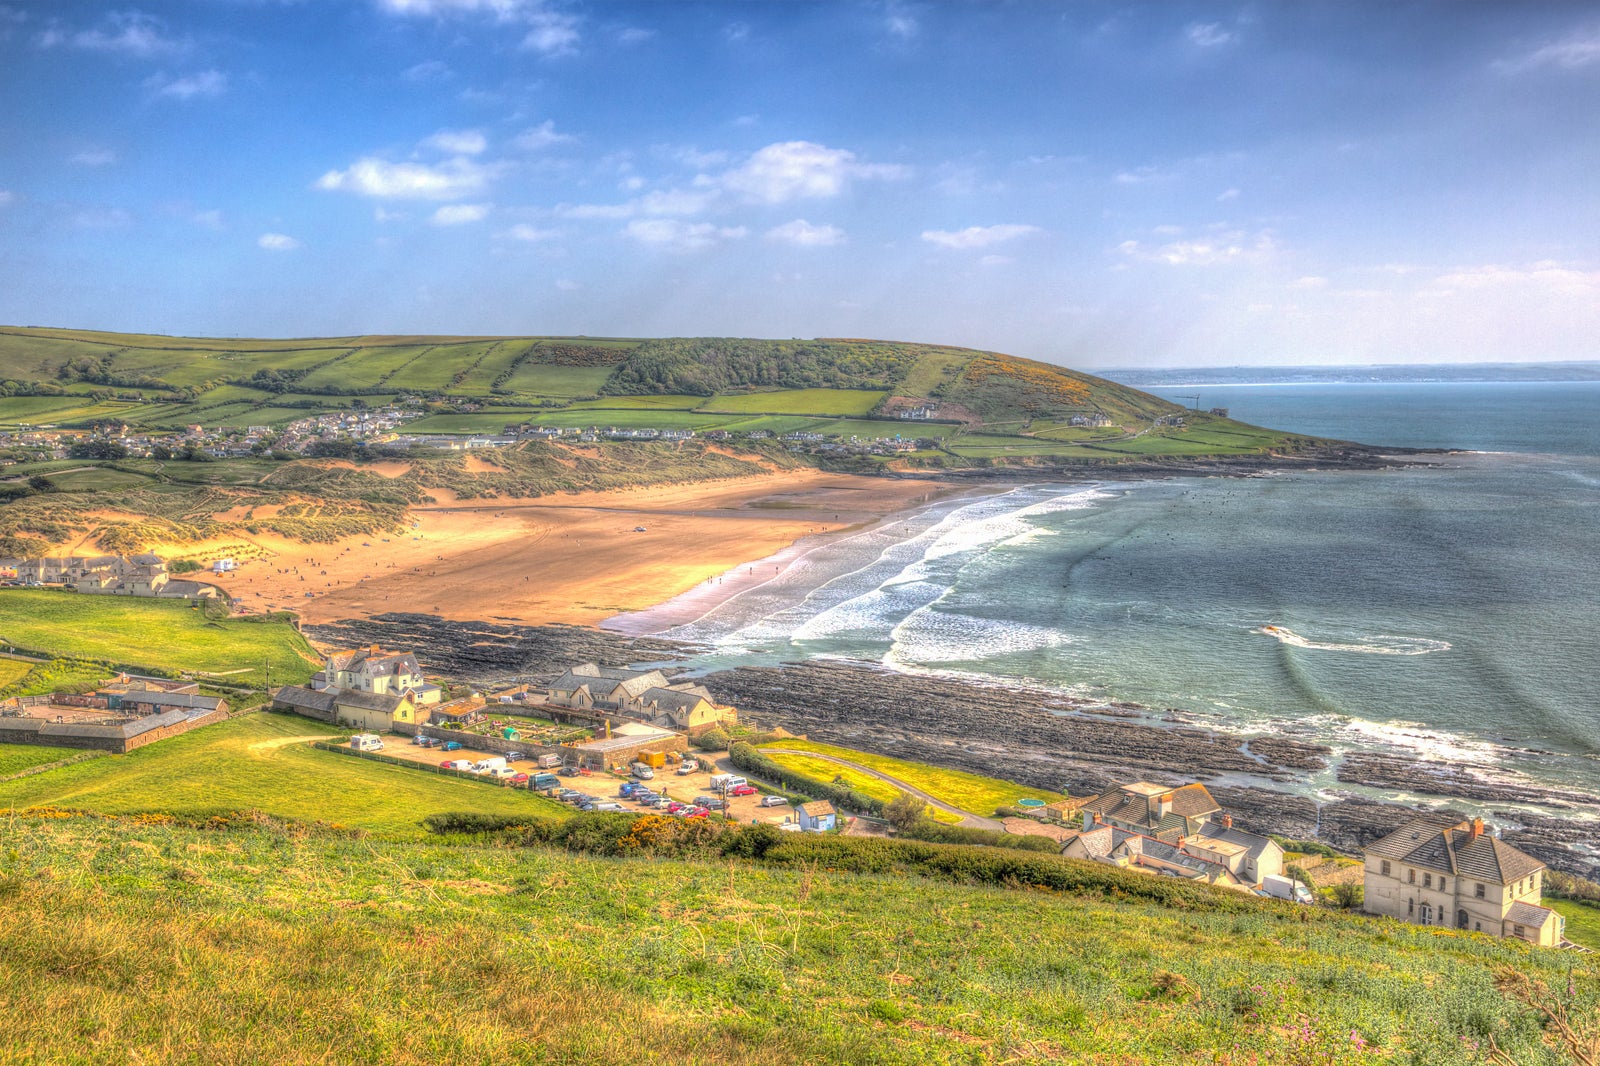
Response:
1,810,1594,1065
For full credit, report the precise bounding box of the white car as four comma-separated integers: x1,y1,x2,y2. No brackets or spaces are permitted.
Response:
676,760,698,775
485,767,518,780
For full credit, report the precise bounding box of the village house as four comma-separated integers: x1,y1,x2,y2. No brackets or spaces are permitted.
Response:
1079,781,1222,844
312,645,442,705
14,553,216,599
1362,816,1564,946
1064,825,1249,889
271,686,419,733
545,663,737,735
795,800,837,832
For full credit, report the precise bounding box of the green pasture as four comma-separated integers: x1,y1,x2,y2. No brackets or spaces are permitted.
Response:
0,589,320,686
496,362,613,396
0,713,568,834
1551,898,1600,950
699,388,886,416
759,738,1063,815
0,744,83,778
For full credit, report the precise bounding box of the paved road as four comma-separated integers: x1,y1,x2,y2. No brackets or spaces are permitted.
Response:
760,748,1004,830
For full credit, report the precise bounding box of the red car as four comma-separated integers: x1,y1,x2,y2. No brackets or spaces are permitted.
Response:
685,807,710,818
511,773,529,785
727,784,757,797
667,801,687,814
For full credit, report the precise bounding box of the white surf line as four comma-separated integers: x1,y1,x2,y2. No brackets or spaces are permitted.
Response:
647,485,1030,636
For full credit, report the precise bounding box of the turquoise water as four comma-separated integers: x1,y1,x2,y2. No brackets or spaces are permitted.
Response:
615,382,1600,806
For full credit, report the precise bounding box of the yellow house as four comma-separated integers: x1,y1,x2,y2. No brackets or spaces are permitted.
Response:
333,690,417,733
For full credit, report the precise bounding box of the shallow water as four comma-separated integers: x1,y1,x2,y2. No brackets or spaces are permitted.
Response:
613,382,1600,811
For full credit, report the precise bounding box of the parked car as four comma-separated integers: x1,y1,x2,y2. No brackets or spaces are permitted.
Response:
442,741,462,752
579,801,597,812
685,807,710,818
727,784,757,797
758,795,789,807
505,751,525,763
647,797,674,810
559,790,585,804
696,795,728,810
595,801,625,812
676,760,698,775
410,735,430,746
511,773,530,785
485,767,517,781
667,802,687,814
630,763,655,779
619,782,642,797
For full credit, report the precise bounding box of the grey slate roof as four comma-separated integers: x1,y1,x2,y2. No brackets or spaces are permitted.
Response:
272,687,338,714
1196,822,1277,863
1364,817,1545,885
1505,901,1558,928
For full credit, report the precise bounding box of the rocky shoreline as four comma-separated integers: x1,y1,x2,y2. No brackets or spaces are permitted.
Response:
304,613,1597,878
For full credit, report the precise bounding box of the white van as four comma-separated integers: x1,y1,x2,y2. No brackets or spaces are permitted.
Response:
631,763,655,779
713,775,747,794
485,767,518,781
473,756,508,773
676,758,698,776
350,734,384,752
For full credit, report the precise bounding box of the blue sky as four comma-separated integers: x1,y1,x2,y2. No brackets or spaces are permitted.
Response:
1,1,1598,366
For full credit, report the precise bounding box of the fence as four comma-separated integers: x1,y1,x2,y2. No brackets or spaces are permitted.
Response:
311,741,551,794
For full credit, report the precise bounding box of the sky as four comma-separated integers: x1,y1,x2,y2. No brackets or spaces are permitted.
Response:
1,2,1598,367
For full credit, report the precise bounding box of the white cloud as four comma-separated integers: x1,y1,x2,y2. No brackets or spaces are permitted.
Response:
73,207,131,229
560,187,716,220
884,2,918,39
191,208,224,229
423,128,487,155
377,0,524,14
623,219,746,250
0,190,14,207
1118,229,1276,265
522,7,579,54
316,156,497,200
1430,260,1600,296
505,223,558,241
720,141,907,203
430,202,491,225
1113,164,1174,185
555,277,580,291
1186,22,1234,48
258,233,301,251
766,219,844,246
403,59,451,81
40,11,186,58
513,120,573,150
618,27,653,45
145,70,228,101
724,21,750,43
1496,27,1600,72
71,148,117,166
1290,276,1328,290
921,224,1040,249
1216,187,1240,202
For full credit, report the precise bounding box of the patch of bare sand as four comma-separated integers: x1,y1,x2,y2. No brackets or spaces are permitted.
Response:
242,470,949,627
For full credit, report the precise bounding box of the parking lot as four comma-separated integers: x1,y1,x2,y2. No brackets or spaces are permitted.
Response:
363,737,796,824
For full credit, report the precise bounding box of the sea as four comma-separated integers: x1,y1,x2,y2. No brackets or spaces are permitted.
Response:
611,380,1600,820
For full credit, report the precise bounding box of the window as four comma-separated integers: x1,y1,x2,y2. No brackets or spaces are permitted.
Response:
1407,898,1415,915
1381,860,1392,877
1474,921,1481,931
1440,878,1448,892
1424,873,1432,888
1475,883,1485,899
1407,869,1416,884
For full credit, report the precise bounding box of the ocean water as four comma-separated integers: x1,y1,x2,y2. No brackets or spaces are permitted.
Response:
614,381,1600,811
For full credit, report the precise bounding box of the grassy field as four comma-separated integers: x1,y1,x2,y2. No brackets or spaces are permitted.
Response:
0,744,83,778
0,657,33,689
0,712,568,834
1551,897,1600,950
0,809,1590,1065
761,750,960,824
0,590,320,686
699,388,887,416
760,739,1064,815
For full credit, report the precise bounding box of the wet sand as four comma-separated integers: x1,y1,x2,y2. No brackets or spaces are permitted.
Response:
179,471,951,625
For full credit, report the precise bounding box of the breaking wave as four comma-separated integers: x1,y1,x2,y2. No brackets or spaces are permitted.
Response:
1257,625,1451,656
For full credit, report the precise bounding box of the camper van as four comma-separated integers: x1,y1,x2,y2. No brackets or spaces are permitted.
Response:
350,734,384,752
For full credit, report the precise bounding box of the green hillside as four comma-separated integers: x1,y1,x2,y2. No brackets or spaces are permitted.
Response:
0,325,1197,440
1,806,1594,1065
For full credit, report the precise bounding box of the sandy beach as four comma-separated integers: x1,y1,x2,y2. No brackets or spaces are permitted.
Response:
166,471,952,626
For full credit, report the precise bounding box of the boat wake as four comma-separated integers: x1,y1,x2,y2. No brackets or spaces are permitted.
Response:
1258,625,1450,656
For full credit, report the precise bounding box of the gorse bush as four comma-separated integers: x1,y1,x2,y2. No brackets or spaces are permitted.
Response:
899,820,1061,853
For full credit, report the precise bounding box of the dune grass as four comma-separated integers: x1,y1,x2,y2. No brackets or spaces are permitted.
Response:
0,712,567,835
0,589,320,687
760,739,1063,816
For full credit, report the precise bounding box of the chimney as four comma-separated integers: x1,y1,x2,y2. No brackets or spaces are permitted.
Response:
1222,814,1233,829
1093,812,1103,825
369,644,381,654
1470,817,1484,839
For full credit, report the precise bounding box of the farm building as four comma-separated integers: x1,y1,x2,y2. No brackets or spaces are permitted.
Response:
272,686,418,733
0,685,229,753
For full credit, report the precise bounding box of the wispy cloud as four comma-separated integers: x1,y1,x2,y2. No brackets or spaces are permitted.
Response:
1495,26,1600,72
560,188,716,220
1113,164,1176,185
430,202,491,225
375,0,579,55
623,219,746,251
316,156,499,200
403,59,452,81
513,120,573,150
504,223,558,241
921,224,1040,249
259,232,300,251
884,1,918,40
423,129,488,155
71,149,117,167
0,190,14,208
145,70,228,101
766,219,844,246
720,141,907,204
38,11,187,58
1118,229,1276,265
1186,22,1234,48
